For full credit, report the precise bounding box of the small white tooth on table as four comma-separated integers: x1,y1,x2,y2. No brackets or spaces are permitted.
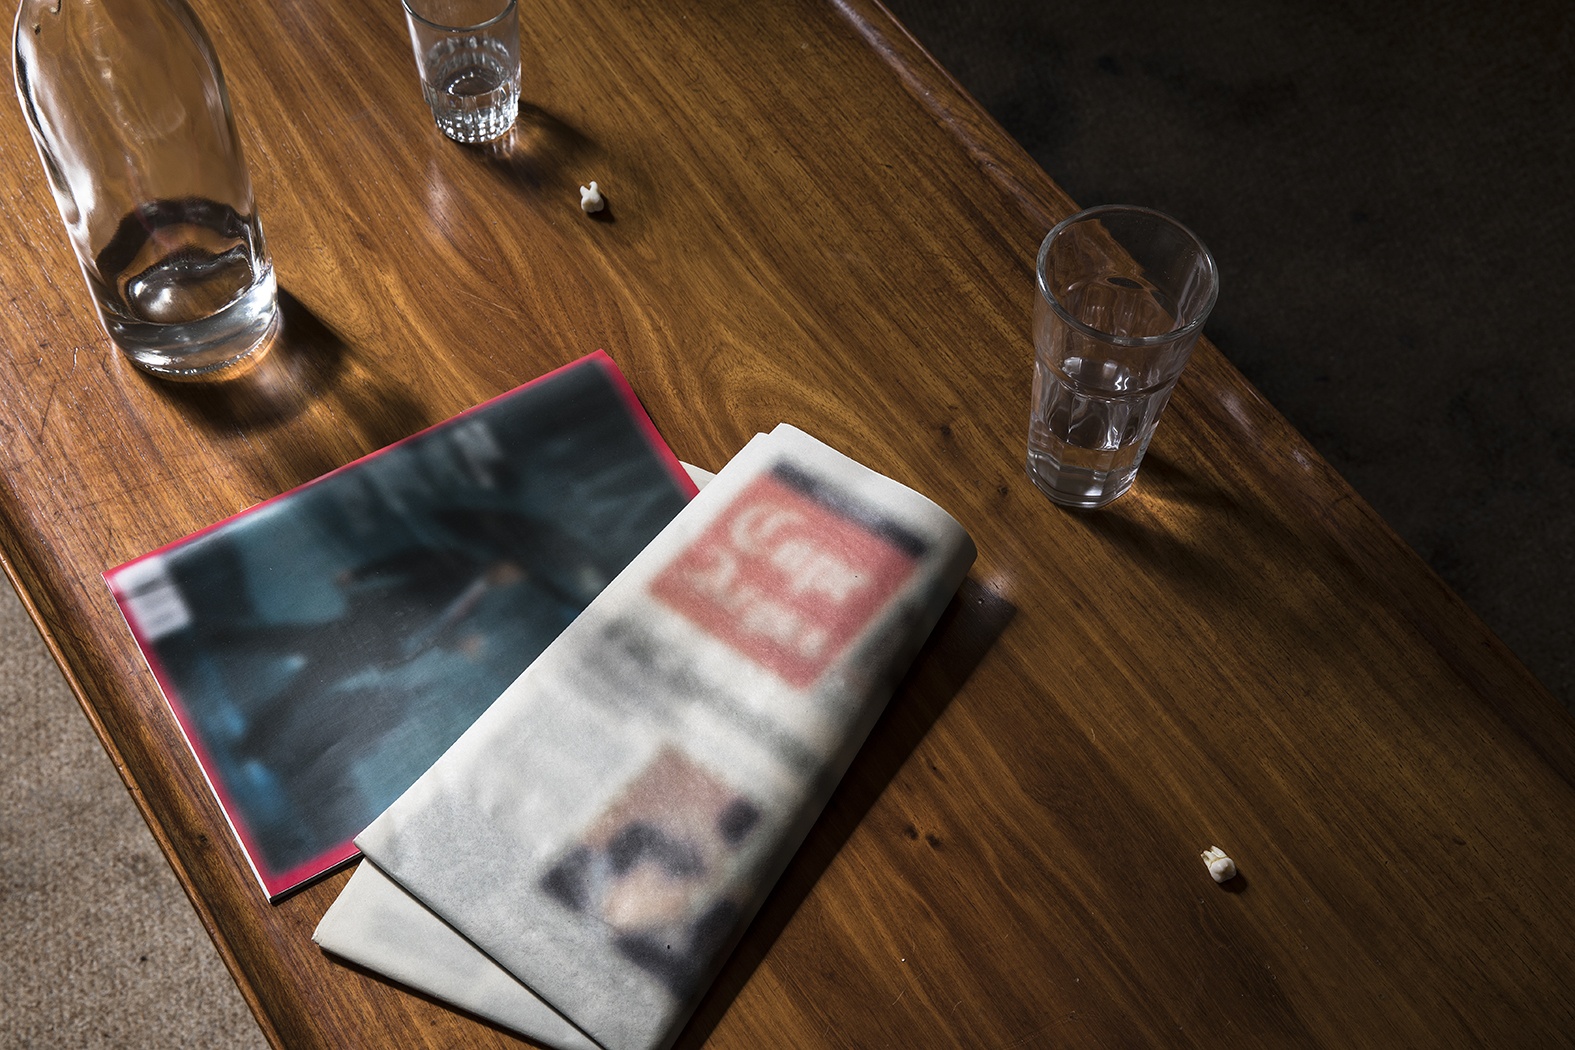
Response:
579,181,605,213
1200,845,1238,883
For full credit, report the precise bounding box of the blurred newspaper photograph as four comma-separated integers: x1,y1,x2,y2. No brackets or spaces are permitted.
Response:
105,351,697,899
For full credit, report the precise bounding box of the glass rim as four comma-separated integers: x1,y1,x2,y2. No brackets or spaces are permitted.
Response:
401,0,516,33
1036,204,1219,349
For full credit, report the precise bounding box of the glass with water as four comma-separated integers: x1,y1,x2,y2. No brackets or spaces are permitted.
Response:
14,0,278,377
402,0,520,144
1028,206,1218,509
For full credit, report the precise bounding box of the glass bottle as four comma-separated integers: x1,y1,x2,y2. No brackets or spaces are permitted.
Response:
13,0,277,378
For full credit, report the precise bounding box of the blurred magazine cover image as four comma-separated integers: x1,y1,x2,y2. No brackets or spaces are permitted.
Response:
105,351,697,900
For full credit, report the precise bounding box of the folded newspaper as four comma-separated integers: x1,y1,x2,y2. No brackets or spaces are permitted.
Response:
314,423,977,1050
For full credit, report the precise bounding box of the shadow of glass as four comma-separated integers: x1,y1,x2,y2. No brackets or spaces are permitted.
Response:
1135,448,1239,512
1069,497,1251,609
1065,451,1432,724
462,104,600,194
1055,441,1332,616
675,578,1018,1047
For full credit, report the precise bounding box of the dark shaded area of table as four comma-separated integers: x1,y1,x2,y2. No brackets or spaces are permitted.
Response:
886,0,1575,710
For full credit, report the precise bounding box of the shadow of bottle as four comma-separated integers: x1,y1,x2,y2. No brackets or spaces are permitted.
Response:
139,288,432,489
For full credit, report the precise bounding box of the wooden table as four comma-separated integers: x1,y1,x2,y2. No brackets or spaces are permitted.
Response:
3,0,1572,1046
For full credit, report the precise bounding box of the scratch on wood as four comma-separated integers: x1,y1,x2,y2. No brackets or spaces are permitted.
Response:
452,285,526,319
35,344,81,438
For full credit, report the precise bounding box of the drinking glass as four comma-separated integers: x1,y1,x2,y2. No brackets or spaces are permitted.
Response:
1027,206,1219,509
402,0,520,144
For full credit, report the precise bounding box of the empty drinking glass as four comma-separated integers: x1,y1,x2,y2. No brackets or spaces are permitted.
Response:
1027,206,1219,509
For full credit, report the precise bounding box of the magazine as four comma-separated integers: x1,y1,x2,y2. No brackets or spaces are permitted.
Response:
106,352,697,900
319,424,976,1050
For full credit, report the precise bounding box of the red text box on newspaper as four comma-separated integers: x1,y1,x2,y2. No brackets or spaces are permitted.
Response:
649,467,919,687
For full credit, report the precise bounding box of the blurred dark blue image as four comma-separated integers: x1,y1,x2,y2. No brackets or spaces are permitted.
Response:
107,354,695,897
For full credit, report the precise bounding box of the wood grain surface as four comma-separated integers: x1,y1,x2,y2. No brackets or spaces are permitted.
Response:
2,0,1572,1046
